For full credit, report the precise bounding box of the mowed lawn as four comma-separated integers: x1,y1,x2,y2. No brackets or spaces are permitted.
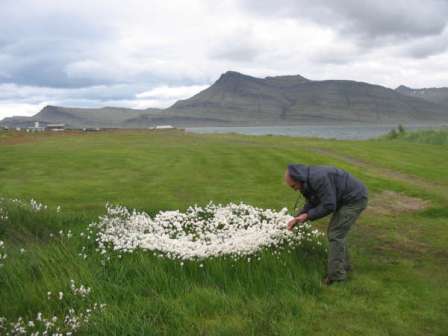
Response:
0,129,447,335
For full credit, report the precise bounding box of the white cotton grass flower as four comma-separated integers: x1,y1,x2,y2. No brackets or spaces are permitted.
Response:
0,197,53,219
0,198,7,221
78,252,88,259
0,240,6,268
70,279,92,297
30,198,48,212
0,281,105,335
0,207,8,221
92,202,324,261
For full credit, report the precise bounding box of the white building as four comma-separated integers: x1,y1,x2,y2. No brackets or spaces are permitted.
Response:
46,124,65,131
26,121,45,132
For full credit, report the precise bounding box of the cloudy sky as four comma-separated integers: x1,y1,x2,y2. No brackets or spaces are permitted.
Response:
1,0,448,119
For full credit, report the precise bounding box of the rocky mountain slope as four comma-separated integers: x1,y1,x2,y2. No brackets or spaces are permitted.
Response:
2,71,447,128
168,71,447,124
396,85,448,108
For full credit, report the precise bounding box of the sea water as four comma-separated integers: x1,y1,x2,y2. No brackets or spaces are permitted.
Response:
186,124,445,140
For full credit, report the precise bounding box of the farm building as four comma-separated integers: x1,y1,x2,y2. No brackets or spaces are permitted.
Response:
46,124,65,132
82,127,101,132
26,122,45,133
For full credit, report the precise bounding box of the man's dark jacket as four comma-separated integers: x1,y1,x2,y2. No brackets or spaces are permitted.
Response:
288,164,368,221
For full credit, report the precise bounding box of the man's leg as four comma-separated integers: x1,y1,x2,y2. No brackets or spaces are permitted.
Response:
327,198,368,281
345,246,352,273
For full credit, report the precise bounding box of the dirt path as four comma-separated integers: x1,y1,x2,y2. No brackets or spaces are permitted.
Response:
308,146,448,202
307,147,448,262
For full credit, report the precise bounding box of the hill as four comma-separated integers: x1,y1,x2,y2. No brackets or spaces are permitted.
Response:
2,71,447,128
396,85,448,108
169,71,447,124
0,105,163,128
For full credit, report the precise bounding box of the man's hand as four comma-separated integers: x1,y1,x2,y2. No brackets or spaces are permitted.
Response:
287,213,309,231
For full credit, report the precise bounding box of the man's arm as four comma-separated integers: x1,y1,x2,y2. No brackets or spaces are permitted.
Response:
288,198,312,231
296,202,312,217
306,175,336,221
287,213,308,230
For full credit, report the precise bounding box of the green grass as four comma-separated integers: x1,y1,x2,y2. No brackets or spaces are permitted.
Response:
384,126,448,145
0,129,447,335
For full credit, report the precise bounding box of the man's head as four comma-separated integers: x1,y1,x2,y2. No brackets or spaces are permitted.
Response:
284,169,303,191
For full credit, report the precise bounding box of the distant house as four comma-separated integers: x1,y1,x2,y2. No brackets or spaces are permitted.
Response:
82,127,101,132
26,122,45,133
153,125,174,130
46,123,65,132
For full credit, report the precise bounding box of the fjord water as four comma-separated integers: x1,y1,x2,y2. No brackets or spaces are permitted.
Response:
187,124,444,140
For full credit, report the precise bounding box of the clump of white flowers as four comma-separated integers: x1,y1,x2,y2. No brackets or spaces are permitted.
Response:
0,196,61,215
0,207,7,221
70,279,92,298
58,230,73,239
29,199,48,212
0,197,8,221
0,240,6,268
0,281,105,335
93,202,323,261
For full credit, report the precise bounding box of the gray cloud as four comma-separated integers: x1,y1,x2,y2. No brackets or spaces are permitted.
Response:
0,83,141,104
209,27,265,62
311,43,361,65
0,3,117,88
399,30,448,58
211,43,260,62
1,0,448,119
240,0,448,42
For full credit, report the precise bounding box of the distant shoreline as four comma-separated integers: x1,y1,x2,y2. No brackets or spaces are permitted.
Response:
186,124,447,140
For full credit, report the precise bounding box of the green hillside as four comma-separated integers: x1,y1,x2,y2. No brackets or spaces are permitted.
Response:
0,129,447,335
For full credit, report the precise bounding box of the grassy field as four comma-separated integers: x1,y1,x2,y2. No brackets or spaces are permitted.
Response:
384,125,448,145
0,129,447,335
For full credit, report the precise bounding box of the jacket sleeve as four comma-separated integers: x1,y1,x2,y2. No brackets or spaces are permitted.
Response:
307,175,337,221
296,202,312,217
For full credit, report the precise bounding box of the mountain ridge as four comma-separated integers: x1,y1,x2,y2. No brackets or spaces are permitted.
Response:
395,85,448,108
2,71,447,128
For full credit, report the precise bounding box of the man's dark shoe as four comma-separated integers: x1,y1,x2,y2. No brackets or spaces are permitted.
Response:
322,276,345,286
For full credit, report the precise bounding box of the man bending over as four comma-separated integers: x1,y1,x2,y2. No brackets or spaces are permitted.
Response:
284,164,368,286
